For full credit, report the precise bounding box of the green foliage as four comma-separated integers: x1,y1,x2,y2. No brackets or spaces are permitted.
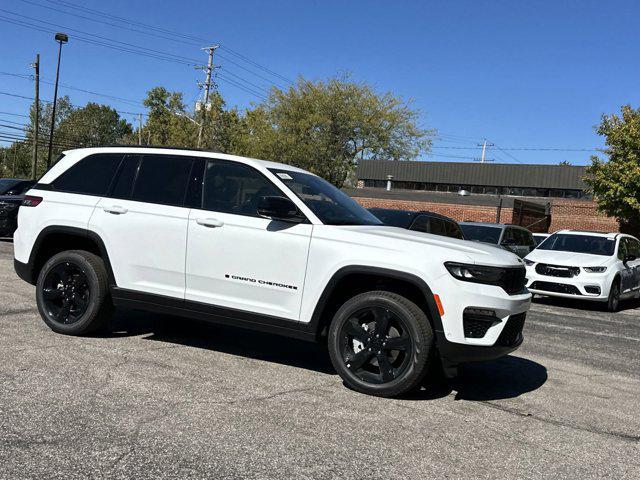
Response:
238,77,434,187
585,105,640,234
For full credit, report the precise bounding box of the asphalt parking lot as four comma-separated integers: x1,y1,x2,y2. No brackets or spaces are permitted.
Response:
0,240,638,479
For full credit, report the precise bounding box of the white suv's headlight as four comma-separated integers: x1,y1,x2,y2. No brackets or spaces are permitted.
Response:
583,266,607,273
523,259,535,266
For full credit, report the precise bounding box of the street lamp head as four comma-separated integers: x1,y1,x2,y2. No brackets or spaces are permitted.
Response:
54,32,68,43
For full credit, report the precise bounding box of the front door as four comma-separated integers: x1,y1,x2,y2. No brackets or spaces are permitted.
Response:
185,159,312,320
618,237,640,294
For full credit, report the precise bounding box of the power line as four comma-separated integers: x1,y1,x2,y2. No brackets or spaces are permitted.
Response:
0,12,274,100
20,0,293,88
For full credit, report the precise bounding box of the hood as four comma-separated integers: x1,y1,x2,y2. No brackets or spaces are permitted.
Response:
525,249,612,267
335,225,524,267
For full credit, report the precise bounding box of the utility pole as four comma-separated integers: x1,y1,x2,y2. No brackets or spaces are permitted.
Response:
12,143,17,177
138,113,142,145
30,53,40,180
475,138,495,163
196,44,219,149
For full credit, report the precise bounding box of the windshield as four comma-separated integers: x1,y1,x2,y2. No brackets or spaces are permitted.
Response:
460,224,502,244
0,179,21,195
269,169,382,226
537,234,615,256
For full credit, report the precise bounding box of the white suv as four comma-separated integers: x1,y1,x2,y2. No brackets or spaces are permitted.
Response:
14,147,531,397
525,230,640,311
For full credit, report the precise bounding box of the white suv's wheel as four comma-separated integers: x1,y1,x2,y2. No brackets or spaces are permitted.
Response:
328,291,434,397
36,250,113,335
607,280,621,312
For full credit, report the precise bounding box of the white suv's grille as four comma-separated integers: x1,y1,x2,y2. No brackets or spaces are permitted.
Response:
535,263,580,278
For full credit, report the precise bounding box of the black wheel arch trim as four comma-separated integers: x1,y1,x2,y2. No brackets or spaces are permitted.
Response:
306,265,445,339
16,225,116,286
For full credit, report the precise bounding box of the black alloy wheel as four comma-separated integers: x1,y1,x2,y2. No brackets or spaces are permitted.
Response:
36,250,113,335
41,261,91,325
328,291,433,397
339,306,412,384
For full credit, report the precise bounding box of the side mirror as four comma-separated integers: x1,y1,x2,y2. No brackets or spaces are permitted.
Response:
257,196,305,223
501,238,516,246
624,254,637,264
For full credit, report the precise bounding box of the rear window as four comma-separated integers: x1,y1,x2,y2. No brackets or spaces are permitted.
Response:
52,153,123,196
444,220,464,239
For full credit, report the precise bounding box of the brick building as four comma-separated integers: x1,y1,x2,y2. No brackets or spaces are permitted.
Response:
349,160,618,233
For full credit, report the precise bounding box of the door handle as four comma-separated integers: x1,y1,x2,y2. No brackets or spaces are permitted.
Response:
196,217,224,228
103,205,128,215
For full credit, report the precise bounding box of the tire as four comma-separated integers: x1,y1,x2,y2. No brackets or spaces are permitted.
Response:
607,279,621,312
328,291,434,397
36,250,113,335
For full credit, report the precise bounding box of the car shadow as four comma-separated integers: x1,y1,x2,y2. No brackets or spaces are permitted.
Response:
407,355,548,402
106,308,335,374
533,294,640,312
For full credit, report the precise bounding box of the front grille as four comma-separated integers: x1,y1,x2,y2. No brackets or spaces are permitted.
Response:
500,267,527,295
496,313,526,347
530,281,581,295
535,263,580,278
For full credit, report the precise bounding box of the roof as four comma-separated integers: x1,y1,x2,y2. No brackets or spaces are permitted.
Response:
555,229,619,238
356,160,588,190
60,147,309,173
459,221,527,229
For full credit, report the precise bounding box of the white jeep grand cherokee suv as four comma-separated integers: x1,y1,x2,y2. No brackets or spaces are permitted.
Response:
525,230,640,311
14,147,531,397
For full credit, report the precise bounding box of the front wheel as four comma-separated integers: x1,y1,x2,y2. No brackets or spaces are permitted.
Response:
36,250,113,335
607,280,620,312
328,291,434,397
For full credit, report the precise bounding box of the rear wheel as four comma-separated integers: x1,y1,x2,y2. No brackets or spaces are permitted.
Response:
36,250,113,335
328,291,433,397
607,280,620,312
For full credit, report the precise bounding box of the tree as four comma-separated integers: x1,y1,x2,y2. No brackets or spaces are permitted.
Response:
558,160,572,165
56,103,132,147
142,87,197,147
238,76,434,187
584,105,640,234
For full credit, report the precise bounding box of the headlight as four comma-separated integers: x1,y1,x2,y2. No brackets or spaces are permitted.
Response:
523,259,535,266
583,266,607,273
445,262,505,284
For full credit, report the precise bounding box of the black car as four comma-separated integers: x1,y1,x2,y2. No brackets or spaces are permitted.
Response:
0,178,36,237
368,208,464,239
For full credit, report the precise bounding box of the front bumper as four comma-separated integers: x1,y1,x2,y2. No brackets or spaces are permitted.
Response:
525,266,611,301
431,273,531,366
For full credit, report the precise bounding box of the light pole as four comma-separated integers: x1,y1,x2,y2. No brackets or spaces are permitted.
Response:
46,32,68,169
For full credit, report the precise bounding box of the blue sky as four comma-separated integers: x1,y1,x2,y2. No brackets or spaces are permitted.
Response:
1,0,639,165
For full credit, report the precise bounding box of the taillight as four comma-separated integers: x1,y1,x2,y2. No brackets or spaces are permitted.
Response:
22,195,43,207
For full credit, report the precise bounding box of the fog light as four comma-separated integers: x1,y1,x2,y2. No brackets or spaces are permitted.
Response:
585,285,601,295
465,308,496,317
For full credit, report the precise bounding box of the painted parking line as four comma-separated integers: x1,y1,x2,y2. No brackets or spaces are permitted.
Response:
526,319,640,343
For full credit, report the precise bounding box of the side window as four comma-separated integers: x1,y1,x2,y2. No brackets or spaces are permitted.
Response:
111,154,141,199
430,218,448,236
131,154,192,207
410,215,430,233
502,228,516,244
444,220,464,239
525,230,535,247
631,239,640,258
618,238,629,260
202,160,282,216
52,153,123,196
513,229,527,246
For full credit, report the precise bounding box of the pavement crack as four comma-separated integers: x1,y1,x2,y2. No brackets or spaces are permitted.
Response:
479,400,640,443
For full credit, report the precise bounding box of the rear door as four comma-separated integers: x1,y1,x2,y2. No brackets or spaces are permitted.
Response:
89,153,193,299
185,159,312,320
618,237,640,294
